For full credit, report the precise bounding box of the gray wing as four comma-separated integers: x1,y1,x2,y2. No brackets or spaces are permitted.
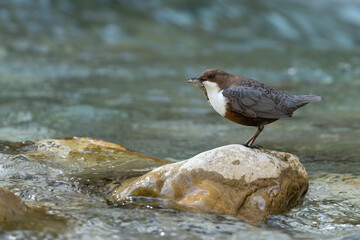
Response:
222,86,291,119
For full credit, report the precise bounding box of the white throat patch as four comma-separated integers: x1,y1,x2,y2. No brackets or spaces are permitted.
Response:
202,81,228,116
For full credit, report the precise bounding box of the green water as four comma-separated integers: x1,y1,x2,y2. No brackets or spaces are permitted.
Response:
0,1,360,239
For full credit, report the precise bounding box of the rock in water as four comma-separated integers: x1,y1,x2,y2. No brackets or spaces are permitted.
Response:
108,145,308,222
0,136,169,197
0,187,66,231
0,187,28,222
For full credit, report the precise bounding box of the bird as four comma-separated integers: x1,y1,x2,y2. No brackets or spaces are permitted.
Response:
188,69,322,148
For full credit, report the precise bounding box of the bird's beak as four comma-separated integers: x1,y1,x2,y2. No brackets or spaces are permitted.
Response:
187,77,204,88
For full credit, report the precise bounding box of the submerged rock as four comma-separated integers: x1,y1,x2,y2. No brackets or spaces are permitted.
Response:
26,136,168,167
1,136,171,200
0,187,66,231
108,144,308,222
0,187,28,222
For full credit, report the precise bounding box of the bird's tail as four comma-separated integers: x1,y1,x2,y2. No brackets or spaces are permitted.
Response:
299,95,323,103
291,95,322,111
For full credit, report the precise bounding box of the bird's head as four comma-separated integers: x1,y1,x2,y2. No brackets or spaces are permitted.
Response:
187,69,231,93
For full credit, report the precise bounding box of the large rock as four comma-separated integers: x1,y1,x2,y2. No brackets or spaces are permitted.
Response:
108,144,308,222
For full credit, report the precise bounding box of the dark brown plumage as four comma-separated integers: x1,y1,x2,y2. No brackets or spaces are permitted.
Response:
188,69,322,147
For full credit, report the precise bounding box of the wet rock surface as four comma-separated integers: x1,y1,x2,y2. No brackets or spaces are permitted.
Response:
27,136,168,167
0,187,28,222
108,144,308,222
0,136,170,195
0,187,66,232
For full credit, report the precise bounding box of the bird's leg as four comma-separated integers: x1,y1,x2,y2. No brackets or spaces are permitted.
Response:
243,125,264,148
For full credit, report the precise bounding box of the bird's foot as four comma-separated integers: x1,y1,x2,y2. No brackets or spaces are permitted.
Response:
243,144,263,149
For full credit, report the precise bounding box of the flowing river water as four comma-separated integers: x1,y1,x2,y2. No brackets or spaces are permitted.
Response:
0,1,359,239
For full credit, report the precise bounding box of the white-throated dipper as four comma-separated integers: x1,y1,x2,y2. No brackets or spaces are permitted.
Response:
188,69,322,147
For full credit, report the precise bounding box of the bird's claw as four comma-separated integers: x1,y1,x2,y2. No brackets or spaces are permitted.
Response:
243,144,263,149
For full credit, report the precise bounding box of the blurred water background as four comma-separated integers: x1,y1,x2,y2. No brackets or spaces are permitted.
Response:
0,0,360,239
